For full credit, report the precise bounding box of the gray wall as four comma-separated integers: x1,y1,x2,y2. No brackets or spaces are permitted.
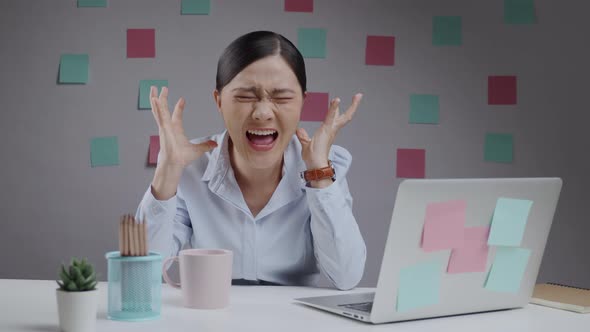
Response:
1,0,589,288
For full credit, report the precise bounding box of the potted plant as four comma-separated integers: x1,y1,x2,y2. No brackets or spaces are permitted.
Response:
56,258,99,332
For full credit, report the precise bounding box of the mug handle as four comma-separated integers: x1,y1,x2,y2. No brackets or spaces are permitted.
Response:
162,256,181,289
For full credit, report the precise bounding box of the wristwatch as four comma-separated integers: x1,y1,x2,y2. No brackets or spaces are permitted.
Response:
300,160,336,183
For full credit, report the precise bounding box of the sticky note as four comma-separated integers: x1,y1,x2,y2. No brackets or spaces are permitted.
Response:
78,0,107,7
90,136,119,167
149,135,160,165
127,29,155,58
365,35,395,66
485,247,531,292
396,149,425,178
285,0,313,12
487,197,533,246
448,226,490,273
410,94,439,124
488,75,517,105
504,0,536,24
298,28,326,58
300,92,329,122
433,16,462,46
139,80,168,110
59,54,89,84
181,0,210,15
422,200,466,252
397,259,442,312
484,133,513,163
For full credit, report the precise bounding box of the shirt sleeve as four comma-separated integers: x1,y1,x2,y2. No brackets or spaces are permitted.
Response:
303,145,367,290
135,186,192,259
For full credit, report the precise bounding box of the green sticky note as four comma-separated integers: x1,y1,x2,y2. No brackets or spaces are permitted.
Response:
90,137,119,167
59,54,89,84
410,94,439,124
396,259,442,312
433,16,462,46
485,247,531,292
484,133,513,163
78,0,107,7
181,0,210,15
504,0,536,24
139,80,168,110
298,28,326,58
488,197,533,246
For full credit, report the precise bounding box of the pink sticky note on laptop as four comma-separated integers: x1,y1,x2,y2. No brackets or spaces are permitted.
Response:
447,226,490,273
421,200,466,252
301,92,329,122
149,135,160,165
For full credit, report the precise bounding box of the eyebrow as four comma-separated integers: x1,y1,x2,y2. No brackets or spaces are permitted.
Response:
231,86,297,94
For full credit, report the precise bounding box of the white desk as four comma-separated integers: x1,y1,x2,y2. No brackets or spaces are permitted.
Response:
1,279,588,331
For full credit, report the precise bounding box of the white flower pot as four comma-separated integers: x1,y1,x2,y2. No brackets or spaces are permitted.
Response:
56,288,98,332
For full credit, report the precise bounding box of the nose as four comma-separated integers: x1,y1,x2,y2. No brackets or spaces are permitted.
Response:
252,100,275,121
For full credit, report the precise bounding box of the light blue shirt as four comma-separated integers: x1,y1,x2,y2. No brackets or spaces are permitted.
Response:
136,130,366,290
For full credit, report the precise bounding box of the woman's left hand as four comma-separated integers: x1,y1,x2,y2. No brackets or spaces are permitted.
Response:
296,93,363,170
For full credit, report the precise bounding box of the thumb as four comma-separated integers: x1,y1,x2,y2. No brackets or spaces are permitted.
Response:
193,140,218,155
296,128,311,147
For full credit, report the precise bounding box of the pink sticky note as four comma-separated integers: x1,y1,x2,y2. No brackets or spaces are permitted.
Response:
149,135,160,165
488,75,517,105
447,226,490,273
301,92,329,122
421,200,466,252
285,0,313,12
396,148,425,178
127,29,156,58
365,35,395,66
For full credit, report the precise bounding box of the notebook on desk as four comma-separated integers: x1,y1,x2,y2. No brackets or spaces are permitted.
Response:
531,283,590,313
295,178,563,324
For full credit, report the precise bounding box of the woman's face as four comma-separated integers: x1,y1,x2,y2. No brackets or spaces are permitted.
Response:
214,55,304,170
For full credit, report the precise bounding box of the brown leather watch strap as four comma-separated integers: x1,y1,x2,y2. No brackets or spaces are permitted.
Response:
301,160,335,182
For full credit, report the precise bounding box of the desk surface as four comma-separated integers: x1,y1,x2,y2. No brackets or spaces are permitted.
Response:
1,279,588,331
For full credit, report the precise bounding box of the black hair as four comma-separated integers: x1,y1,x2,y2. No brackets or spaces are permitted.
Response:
215,31,306,94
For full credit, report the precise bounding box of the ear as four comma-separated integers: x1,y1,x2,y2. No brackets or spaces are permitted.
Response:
213,89,222,113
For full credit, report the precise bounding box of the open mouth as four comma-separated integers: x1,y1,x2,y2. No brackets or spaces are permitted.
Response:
246,129,279,146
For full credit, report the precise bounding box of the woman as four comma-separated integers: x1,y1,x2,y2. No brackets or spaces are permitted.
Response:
136,31,366,290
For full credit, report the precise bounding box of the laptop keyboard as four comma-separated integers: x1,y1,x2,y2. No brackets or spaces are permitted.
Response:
338,301,373,313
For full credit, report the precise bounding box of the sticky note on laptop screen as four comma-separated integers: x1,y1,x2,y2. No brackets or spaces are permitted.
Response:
421,200,466,252
447,226,490,274
487,197,533,246
485,247,531,293
397,259,442,312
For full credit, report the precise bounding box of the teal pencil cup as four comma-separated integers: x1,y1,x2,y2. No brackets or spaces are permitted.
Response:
105,251,162,321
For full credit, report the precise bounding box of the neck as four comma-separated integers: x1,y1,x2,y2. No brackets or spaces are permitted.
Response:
229,138,283,190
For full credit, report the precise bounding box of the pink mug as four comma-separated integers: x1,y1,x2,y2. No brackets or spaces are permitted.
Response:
162,248,233,309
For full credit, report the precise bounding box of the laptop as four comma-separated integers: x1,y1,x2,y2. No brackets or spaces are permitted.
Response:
295,178,562,324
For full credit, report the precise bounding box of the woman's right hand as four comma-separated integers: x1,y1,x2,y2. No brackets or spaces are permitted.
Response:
149,86,217,200
150,86,218,169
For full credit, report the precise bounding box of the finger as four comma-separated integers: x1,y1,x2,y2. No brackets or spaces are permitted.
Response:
323,97,340,126
171,97,185,124
150,96,163,127
192,140,218,155
150,85,157,99
296,128,311,146
158,86,172,118
336,93,363,128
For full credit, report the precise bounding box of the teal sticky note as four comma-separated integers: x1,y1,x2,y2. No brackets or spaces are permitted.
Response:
504,0,536,24
410,94,439,124
433,16,462,46
298,28,327,58
485,247,531,292
139,80,168,110
487,197,533,246
59,54,89,84
396,259,442,312
90,137,119,167
78,0,107,7
181,0,210,15
484,133,513,163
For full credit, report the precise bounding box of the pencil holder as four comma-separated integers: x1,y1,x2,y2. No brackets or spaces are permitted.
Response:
105,251,162,321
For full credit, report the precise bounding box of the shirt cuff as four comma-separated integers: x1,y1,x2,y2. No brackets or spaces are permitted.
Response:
139,186,178,221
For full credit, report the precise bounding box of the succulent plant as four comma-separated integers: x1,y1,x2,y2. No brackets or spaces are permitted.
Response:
56,258,98,292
